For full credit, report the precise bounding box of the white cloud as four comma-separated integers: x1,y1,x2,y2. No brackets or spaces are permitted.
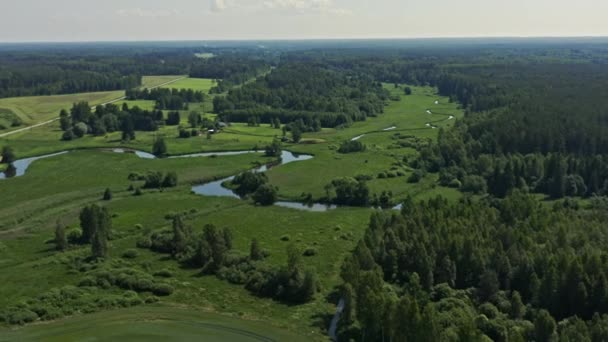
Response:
263,0,351,15
210,0,228,12
208,0,351,16
116,8,180,18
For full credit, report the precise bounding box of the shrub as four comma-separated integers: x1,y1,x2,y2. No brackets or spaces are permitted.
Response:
152,283,174,296
280,235,290,241
153,270,173,278
134,188,143,196
408,169,424,183
303,247,318,256
338,140,366,154
6,309,38,325
67,229,82,244
377,172,387,179
62,129,75,141
136,236,152,249
122,249,139,259
253,184,278,206
73,122,88,137
102,188,112,201
78,276,97,287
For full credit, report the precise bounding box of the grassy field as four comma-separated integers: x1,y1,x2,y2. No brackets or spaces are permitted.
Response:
0,305,308,342
0,75,187,132
141,75,186,88
0,84,462,339
0,91,125,129
162,78,217,93
266,84,463,202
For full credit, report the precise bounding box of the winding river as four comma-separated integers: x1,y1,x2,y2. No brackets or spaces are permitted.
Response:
0,148,338,212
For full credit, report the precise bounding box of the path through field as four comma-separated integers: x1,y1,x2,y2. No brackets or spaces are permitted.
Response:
0,76,186,138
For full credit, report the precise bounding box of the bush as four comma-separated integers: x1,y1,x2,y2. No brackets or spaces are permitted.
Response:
153,269,173,278
6,309,38,325
62,129,75,141
136,236,152,249
280,235,290,241
103,188,112,201
338,140,366,154
303,247,318,256
73,122,88,137
67,229,82,244
152,283,174,296
134,188,143,196
253,184,278,206
78,276,97,287
122,249,139,259
377,172,387,179
408,169,424,183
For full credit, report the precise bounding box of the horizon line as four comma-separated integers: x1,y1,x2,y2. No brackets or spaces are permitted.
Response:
1,35,608,44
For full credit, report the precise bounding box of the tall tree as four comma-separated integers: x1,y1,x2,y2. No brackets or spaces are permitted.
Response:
55,219,68,251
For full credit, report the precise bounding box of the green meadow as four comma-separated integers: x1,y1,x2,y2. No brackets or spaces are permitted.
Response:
0,306,308,342
162,78,218,92
0,84,463,339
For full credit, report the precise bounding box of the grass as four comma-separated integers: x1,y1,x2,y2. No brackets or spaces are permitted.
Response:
0,305,308,342
141,75,186,89
0,84,463,339
266,84,464,203
162,78,217,93
0,91,125,128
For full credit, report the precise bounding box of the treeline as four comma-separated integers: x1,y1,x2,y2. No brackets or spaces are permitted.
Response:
213,62,389,128
138,215,319,304
125,88,205,110
0,49,194,98
60,102,164,141
337,192,608,341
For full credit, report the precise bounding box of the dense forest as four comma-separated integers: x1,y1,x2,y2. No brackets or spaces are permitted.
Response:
337,193,608,341
213,62,389,128
0,46,273,98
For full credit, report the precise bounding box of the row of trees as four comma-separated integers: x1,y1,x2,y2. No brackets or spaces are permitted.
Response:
126,88,205,110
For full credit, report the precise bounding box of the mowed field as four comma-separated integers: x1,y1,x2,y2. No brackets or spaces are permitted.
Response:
0,91,125,129
161,78,217,92
141,75,186,88
0,306,308,342
0,75,188,132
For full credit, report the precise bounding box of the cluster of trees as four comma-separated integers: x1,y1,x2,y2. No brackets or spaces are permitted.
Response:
337,192,608,341
142,216,319,304
338,140,367,154
125,88,205,110
54,205,112,258
231,171,278,205
213,62,389,128
324,176,394,208
142,171,178,189
60,102,165,141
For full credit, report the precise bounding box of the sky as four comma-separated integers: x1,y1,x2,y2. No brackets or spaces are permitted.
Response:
1,0,607,42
